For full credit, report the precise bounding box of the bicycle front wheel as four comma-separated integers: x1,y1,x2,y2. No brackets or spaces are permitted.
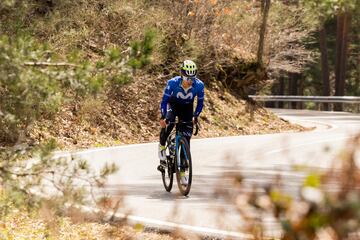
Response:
162,140,174,192
175,137,192,196
162,157,174,192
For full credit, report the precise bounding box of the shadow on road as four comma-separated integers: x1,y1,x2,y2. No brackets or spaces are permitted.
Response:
105,164,360,203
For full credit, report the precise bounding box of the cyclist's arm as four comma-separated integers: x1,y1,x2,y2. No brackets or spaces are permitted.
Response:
160,82,172,119
194,83,204,117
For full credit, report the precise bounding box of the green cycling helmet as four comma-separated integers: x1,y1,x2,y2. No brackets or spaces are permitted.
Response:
180,60,197,77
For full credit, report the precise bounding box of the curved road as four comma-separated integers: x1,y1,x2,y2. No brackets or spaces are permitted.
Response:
66,109,360,239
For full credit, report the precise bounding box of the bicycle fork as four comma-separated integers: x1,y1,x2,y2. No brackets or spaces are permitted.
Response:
175,135,189,172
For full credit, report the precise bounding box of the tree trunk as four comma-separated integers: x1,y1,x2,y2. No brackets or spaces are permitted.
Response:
339,13,351,93
287,72,297,109
335,14,344,98
319,21,330,111
291,73,299,109
260,0,265,13
297,73,304,109
279,73,285,108
257,0,271,66
335,12,351,111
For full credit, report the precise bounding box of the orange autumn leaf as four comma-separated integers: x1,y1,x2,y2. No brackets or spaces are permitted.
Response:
223,7,231,15
215,9,221,17
210,0,217,6
188,11,195,16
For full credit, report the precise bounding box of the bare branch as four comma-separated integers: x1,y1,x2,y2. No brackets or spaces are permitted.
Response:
24,62,79,67
0,166,55,177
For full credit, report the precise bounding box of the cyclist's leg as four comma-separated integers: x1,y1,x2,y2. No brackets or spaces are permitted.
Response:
178,103,194,146
159,104,176,146
177,103,193,171
158,104,175,173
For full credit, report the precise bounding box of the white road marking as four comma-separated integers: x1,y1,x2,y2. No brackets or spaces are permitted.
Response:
331,121,360,124
265,135,354,155
278,118,337,131
295,116,360,119
76,205,256,239
117,212,255,239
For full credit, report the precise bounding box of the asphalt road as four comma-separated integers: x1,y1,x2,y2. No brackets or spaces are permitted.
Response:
66,109,360,239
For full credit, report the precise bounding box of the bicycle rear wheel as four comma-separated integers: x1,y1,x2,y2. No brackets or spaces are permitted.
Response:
175,137,192,196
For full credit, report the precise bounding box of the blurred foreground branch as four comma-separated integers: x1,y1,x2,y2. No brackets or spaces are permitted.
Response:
24,62,79,67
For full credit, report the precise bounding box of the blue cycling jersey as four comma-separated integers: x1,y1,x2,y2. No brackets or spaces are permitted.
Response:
160,76,205,118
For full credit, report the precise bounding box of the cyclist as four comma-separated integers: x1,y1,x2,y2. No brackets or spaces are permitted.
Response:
157,60,205,185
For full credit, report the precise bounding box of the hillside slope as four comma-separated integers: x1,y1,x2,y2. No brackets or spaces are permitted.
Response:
1,0,309,149
30,74,305,149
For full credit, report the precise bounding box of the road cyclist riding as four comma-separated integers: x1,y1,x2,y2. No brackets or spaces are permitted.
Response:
158,60,205,196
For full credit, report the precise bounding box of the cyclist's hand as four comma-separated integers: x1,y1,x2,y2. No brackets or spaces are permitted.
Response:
160,119,166,128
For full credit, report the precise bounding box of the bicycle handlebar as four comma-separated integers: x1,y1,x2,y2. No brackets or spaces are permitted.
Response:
166,120,200,136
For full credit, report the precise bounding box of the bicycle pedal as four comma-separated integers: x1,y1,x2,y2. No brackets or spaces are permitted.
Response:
157,164,165,173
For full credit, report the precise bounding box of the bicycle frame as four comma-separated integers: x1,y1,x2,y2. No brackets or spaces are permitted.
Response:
175,133,189,172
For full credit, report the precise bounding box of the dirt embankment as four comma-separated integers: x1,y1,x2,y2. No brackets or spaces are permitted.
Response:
30,75,305,150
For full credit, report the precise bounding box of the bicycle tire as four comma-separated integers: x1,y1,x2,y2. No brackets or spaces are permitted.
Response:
175,136,192,196
161,159,174,192
162,137,174,192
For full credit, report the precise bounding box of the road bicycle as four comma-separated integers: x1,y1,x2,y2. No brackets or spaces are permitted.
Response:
161,119,200,196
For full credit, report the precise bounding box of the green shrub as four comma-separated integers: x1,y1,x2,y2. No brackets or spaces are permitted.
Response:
95,28,156,89
0,35,105,144
0,139,118,219
0,36,60,143
128,29,156,70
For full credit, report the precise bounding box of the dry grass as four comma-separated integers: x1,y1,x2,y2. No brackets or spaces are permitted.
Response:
27,0,172,62
0,207,180,240
199,81,305,138
210,1,260,60
2,0,314,74
77,96,108,125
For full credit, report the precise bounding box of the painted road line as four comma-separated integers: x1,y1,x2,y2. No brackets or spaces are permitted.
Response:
265,135,354,155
